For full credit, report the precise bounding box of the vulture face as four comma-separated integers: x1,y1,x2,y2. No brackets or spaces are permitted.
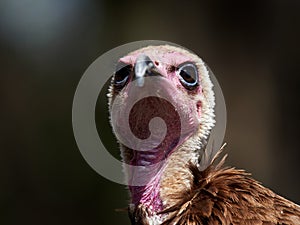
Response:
108,45,216,224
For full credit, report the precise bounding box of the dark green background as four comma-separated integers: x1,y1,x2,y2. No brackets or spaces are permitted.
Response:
1,0,300,224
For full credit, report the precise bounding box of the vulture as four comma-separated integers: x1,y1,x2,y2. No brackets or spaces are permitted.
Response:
107,45,300,225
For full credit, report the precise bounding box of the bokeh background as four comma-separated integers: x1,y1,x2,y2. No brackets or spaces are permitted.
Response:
1,0,300,224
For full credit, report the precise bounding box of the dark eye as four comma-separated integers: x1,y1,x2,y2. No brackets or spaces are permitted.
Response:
177,63,198,89
114,63,132,87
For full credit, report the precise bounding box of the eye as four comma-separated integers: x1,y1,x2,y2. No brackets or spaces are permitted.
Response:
114,63,132,87
177,63,199,89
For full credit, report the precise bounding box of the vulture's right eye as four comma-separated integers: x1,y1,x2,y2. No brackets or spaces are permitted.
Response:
114,64,132,87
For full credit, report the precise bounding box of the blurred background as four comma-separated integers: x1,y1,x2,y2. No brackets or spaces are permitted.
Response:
1,0,300,224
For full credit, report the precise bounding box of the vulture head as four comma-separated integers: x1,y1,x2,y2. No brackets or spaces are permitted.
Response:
108,45,216,224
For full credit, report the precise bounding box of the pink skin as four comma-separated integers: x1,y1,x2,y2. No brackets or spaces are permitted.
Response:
115,48,203,214
119,50,199,93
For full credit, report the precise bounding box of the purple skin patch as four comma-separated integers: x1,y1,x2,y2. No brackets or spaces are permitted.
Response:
112,47,204,213
128,97,181,212
129,97,181,166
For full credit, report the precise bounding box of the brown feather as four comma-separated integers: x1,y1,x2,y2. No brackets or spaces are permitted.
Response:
129,204,151,225
159,149,300,225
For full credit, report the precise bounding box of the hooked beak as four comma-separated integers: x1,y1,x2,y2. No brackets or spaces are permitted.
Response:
134,54,159,87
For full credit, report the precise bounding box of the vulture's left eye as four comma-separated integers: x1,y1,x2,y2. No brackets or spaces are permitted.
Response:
177,63,199,89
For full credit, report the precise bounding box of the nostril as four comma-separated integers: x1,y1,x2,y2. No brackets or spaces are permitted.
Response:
154,61,159,66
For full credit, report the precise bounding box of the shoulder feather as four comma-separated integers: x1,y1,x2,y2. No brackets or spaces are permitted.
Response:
160,148,300,225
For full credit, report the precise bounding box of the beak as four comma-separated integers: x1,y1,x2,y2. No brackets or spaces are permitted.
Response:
134,54,159,87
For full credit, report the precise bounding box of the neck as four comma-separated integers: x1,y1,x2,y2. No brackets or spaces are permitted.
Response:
129,166,164,213
122,132,208,219
159,134,207,208
124,141,182,214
